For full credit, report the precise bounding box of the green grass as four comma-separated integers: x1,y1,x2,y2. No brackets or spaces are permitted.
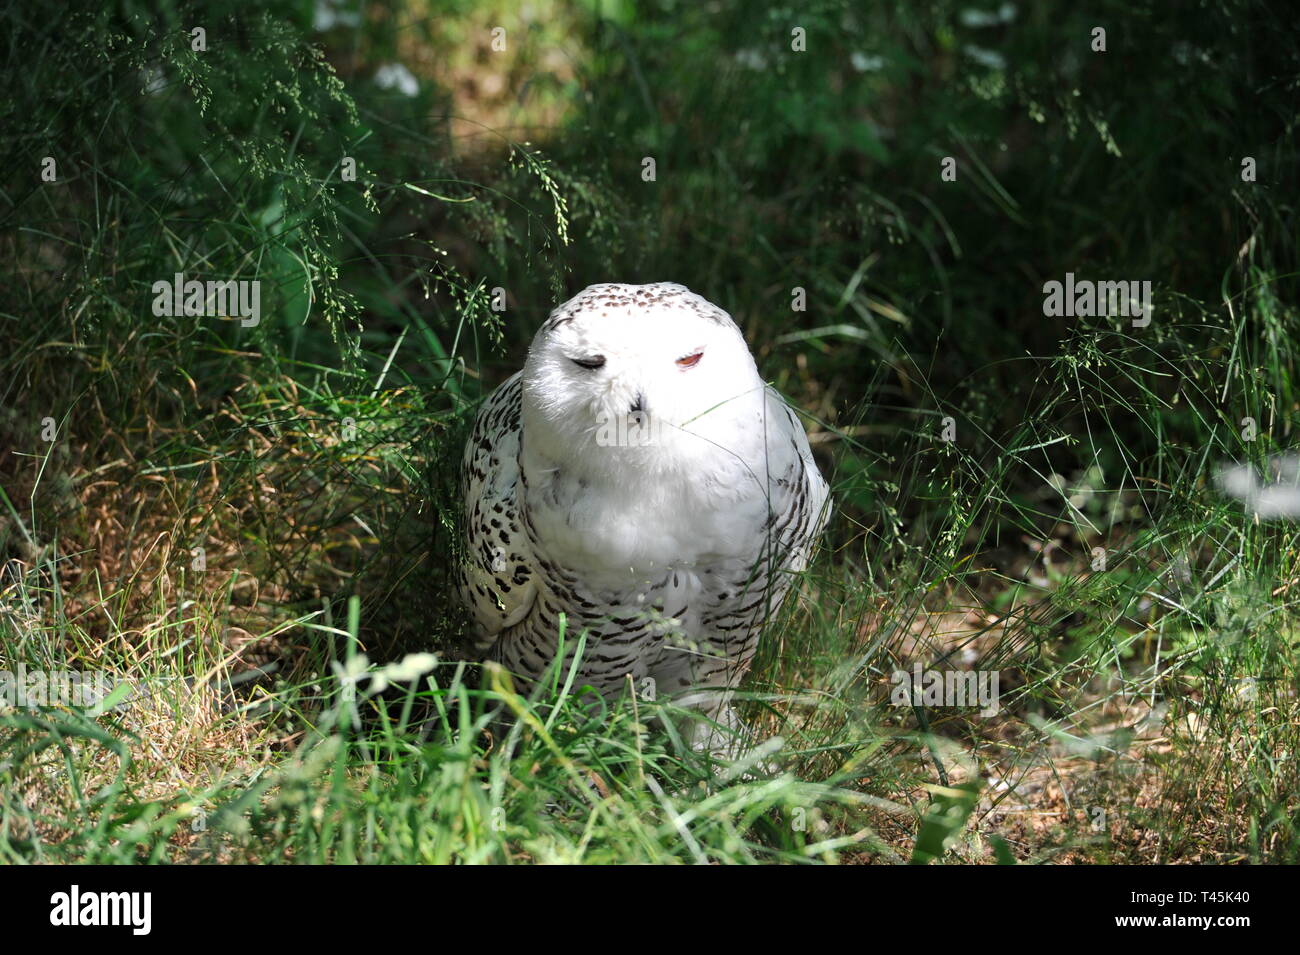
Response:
2,0,1299,863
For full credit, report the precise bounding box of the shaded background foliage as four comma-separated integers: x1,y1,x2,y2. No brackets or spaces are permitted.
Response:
4,0,1296,526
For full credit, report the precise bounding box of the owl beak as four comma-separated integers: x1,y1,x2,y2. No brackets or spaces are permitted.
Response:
630,392,646,415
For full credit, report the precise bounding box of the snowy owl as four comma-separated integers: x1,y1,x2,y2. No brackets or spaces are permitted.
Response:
457,282,830,753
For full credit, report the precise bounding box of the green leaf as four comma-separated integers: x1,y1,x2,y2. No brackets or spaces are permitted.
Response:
910,782,982,864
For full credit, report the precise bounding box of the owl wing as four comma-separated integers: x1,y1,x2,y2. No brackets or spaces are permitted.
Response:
686,389,830,675
763,388,832,578
458,373,539,655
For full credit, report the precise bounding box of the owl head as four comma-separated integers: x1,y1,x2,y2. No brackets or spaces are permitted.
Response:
521,283,764,465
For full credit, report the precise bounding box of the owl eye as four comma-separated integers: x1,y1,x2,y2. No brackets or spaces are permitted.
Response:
676,351,703,368
571,355,606,370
